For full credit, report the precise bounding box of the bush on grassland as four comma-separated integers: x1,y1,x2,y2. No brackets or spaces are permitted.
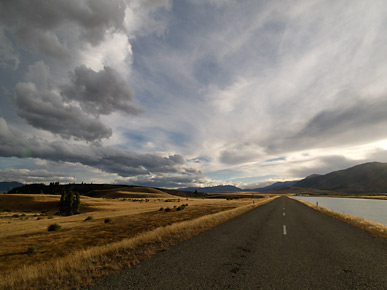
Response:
84,216,93,221
26,246,36,255
48,223,61,231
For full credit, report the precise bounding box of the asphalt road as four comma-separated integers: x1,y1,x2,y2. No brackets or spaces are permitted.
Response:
85,196,387,289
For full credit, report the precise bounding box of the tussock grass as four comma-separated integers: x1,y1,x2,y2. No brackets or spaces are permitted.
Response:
84,216,93,221
292,197,387,239
47,223,61,231
0,197,276,290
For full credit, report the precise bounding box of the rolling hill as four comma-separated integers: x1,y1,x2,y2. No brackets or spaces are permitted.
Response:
295,162,387,193
178,185,242,193
87,186,175,198
0,181,24,192
251,181,298,192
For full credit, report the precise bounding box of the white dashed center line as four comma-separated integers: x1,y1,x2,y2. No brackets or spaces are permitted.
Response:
283,225,287,235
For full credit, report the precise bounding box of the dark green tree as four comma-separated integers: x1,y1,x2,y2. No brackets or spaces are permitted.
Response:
59,191,80,215
74,192,81,214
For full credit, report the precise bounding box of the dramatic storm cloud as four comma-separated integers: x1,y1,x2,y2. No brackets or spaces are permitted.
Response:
0,0,126,58
13,62,113,141
0,118,191,177
61,65,142,116
1,0,387,187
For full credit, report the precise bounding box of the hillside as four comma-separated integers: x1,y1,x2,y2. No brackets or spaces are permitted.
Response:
295,162,387,193
251,180,298,192
87,186,174,199
178,185,242,193
7,183,202,198
265,186,341,195
0,181,24,192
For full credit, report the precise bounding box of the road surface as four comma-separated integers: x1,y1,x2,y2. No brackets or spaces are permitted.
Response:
85,196,387,289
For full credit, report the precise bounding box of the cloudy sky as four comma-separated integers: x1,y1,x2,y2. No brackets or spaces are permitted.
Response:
1,0,387,189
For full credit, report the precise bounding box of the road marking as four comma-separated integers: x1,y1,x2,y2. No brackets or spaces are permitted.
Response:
283,212,285,216
283,225,287,235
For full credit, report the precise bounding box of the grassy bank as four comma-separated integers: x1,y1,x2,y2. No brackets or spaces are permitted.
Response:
0,195,276,290
291,197,387,239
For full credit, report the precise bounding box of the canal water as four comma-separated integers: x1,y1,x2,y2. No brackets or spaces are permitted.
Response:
295,196,387,225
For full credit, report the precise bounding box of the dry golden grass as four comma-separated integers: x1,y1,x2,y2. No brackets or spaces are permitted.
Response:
89,186,174,198
0,193,277,290
291,197,387,239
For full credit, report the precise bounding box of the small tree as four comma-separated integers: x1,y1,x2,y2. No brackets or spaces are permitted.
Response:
59,191,80,215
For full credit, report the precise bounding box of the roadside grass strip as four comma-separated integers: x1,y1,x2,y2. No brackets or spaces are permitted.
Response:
0,197,277,290
292,197,387,239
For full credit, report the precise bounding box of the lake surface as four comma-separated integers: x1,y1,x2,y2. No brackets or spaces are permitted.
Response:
295,196,387,225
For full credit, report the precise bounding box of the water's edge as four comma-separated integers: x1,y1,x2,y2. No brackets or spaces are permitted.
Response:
295,196,387,225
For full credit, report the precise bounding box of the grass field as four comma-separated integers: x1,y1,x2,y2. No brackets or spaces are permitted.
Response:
0,190,276,289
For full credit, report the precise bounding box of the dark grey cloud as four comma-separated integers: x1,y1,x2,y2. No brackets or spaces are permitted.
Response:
219,144,264,165
61,65,142,116
0,118,189,177
219,150,249,165
12,61,144,142
289,155,359,178
14,81,112,142
298,100,387,140
0,0,126,58
268,97,387,154
0,29,19,70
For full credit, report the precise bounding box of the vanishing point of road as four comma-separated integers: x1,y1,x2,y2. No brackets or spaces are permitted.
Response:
86,196,387,289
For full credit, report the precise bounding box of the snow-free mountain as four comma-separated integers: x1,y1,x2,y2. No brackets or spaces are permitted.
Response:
295,162,387,193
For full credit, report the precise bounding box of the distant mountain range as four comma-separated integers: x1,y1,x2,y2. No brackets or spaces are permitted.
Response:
180,162,387,194
179,181,299,193
3,162,387,195
0,181,24,192
295,162,387,193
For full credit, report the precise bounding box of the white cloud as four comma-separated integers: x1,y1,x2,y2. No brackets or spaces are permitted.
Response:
78,31,133,77
115,172,216,189
0,168,76,183
124,0,171,36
